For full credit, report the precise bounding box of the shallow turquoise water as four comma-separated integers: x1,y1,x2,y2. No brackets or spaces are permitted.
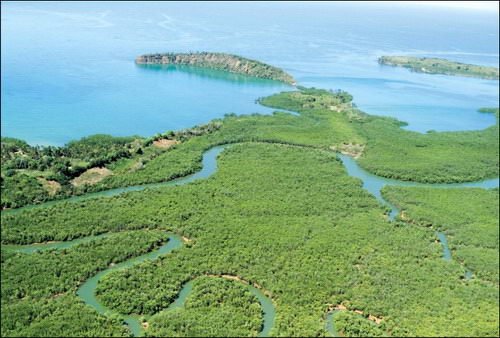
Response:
2,2,498,145
436,232,452,261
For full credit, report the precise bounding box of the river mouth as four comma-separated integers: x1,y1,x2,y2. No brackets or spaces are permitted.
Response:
337,153,499,221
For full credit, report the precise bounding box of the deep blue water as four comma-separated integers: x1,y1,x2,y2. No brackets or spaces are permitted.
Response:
2,1,499,145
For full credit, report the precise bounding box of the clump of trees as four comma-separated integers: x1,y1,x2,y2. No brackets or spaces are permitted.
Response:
146,277,262,337
144,121,223,145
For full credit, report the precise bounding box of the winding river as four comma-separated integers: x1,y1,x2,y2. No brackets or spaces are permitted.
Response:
338,154,499,260
10,233,275,337
338,153,498,280
4,144,499,337
324,154,499,336
337,154,500,220
6,144,275,337
5,145,497,221
76,234,184,336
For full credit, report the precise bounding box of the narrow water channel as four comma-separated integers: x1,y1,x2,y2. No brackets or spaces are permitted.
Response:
3,145,228,216
337,154,499,221
324,154,498,335
337,154,497,271
10,233,276,337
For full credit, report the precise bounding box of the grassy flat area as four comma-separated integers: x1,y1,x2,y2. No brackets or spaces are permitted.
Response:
379,56,499,80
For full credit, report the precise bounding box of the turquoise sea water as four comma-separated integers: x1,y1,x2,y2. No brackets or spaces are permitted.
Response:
1,2,499,145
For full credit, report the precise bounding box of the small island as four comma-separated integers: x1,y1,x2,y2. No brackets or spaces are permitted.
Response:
378,55,499,80
135,52,296,85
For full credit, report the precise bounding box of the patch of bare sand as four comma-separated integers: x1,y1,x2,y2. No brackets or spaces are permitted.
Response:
326,303,383,324
37,177,61,196
330,143,365,159
206,274,273,299
153,138,180,149
71,167,113,187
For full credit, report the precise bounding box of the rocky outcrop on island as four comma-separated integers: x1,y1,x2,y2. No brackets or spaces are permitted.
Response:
136,52,296,84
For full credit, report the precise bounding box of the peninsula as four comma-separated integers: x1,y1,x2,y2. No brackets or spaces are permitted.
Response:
378,55,499,80
135,52,296,84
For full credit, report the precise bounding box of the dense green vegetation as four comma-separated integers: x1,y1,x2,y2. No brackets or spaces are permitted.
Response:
2,143,498,336
1,80,499,337
356,108,499,183
1,173,51,208
379,56,500,79
1,294,129,338
3,89,498,209
135,52,296,84
0,122,222,209
1,134,142,208
333,311,386,337
145,277,262,337
382,187,499,283
1,230,168,337
260,92,499,183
